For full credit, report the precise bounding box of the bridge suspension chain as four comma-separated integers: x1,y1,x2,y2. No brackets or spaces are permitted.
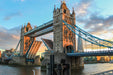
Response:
63,20,113,49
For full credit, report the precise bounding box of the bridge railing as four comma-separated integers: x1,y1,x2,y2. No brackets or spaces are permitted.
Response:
67,50,113,56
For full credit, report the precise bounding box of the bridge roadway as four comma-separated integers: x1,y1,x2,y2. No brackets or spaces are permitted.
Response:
67,50,113,57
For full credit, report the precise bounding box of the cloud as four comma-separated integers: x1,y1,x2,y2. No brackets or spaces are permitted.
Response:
72,0,113,32
8,26,21,35
4,12,22,21
0,24,53,50
84,14,113,32
73,0,93,18
71,0,113,40
12,35,20,40
0,26,7,33
0,26,20,49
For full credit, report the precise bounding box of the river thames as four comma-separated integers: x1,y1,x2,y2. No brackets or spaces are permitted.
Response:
0,63,113,75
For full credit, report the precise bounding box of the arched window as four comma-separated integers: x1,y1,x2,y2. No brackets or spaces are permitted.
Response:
64,9,66,14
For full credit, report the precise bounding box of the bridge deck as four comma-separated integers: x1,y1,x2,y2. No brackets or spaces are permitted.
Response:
67,50,113,57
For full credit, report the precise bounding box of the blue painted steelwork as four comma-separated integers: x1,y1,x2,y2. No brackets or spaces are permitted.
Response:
30,26,53,37
41,38,52,51
67,50,113,56
63,20,113,48
26,58,34,62
24,20,113,48
26,40,34,58
41,38,54,53
22,20,113,57
15,39,21,51
24,20,53,36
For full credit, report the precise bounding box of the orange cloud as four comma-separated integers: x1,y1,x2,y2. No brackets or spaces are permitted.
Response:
12,35,20,40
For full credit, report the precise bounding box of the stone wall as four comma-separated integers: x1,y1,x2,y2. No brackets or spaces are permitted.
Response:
10,56,26,65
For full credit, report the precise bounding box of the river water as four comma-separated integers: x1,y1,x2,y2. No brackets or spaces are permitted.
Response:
0,63,113,75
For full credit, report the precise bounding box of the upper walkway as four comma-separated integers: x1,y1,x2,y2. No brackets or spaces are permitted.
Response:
24,20,53,37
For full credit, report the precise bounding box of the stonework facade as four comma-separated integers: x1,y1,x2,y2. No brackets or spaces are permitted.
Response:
10,56,41,66
53,2,84,69
53,2,76,53
20,22,35,56
19,22,42,65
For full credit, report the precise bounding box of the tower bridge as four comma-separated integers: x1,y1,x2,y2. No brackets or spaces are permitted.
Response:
10,1,113,69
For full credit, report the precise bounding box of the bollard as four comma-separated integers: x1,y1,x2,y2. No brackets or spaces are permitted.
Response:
46,64,51,75
50,55,54,75
65,64,71,75
62,64,71,75
57,64,63,75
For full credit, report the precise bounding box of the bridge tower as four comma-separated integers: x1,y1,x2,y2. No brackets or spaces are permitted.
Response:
53,1,76,53
53,1,84,69
20,22,35,56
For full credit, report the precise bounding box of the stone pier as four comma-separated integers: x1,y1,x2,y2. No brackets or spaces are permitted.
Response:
9,56,41,66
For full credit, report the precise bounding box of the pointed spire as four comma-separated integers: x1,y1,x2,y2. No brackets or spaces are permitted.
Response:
54,5,56,12
60,0,67,9
24,23,26,28
61,1,62,4
22,24,23,28
72,7,75,14
62,0,66,4
21,24,24,30
28,22,30,25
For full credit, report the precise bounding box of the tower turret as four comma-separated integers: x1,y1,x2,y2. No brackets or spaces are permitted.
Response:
20,22,34,56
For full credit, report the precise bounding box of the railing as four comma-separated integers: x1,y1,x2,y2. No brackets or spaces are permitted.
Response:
67,50,113,56
91,70,113,75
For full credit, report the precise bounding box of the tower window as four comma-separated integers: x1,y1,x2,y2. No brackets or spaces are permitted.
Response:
26,27,28,31
64,9,66,14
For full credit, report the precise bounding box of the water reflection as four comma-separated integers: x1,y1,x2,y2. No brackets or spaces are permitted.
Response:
0,65,41,75
0,63,113,75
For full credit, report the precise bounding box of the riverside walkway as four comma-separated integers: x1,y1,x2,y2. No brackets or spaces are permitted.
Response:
92,70,113,75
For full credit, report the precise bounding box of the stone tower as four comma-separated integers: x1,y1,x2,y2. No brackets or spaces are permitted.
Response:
53,1,76,53
20,22,35,56
53,2,84,69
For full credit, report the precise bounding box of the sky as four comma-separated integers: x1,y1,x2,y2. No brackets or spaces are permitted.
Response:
0,0,113,50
